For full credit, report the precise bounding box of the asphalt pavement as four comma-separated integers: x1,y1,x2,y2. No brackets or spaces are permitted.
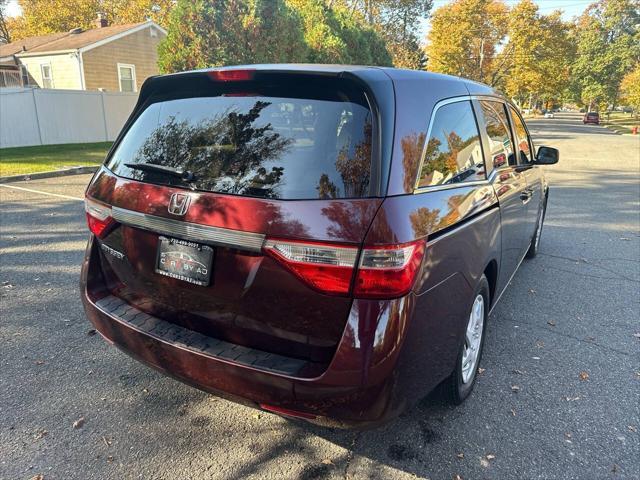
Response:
1,113,639,480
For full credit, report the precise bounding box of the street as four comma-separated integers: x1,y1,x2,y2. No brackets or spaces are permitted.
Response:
1,113,639,480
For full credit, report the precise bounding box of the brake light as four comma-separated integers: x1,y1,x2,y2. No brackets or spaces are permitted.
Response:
354,241,425,299
208,69,255,82
85,197,115,238
263,238,425,298
263,239,358,295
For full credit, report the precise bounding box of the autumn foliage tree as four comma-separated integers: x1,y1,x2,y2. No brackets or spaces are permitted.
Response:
425,0,508,84
569,0,640,110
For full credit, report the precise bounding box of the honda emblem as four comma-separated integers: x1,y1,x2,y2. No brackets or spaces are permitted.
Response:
168,193,190,216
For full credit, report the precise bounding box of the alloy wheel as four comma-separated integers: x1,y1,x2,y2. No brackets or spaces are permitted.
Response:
461,294,485,384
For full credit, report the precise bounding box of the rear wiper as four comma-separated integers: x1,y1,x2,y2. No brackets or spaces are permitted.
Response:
124,163,196,182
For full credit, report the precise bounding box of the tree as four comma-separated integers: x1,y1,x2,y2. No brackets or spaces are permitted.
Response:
286,0,391,65
158,0,309,72
333,0,432,68
620,64,640,114
569,0,640,110
158,0,391,72
0,0,12,43
7,0,175,41
499,1,574,108
425,0,509,83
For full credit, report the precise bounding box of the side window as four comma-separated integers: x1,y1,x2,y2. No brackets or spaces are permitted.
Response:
478,100,514,171
509,106,533,164
417,101,485,188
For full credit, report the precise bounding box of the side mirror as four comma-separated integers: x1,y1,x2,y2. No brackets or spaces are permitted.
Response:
535,146,559,165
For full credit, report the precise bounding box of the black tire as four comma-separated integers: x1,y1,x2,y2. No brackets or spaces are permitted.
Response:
445,275,490,405
525,196,547,259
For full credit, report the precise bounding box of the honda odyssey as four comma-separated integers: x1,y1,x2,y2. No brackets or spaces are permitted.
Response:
81,65,559,427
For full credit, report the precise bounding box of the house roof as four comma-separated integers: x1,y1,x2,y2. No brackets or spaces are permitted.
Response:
0,21,164,58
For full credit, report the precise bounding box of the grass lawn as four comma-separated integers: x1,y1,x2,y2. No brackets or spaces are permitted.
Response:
601,112,640,135
0,142,112,177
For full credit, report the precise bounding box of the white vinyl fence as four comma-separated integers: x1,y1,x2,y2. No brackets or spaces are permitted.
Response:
0,88,138,148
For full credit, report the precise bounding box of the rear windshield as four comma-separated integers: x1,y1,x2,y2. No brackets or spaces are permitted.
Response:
106,78,374,200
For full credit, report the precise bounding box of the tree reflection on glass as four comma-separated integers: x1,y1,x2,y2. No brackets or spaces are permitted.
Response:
129,101,293,198
316,121,372,199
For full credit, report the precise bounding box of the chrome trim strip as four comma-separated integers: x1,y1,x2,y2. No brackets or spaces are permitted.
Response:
426,207,498,247
112,207,265,252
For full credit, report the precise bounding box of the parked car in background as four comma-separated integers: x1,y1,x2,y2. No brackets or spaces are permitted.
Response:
81,65,559,427
544,112,555,118
583,112,600,124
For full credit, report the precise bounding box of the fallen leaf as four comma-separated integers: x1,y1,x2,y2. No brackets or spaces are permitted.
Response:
628,425,637,433
456,453,464,459
73,417,85,429
142,388,149,393
511,385,520,393
547,320,556,327
486,454,495,460
35,360,45,365
321,458,334,465
34,429,47,439
510,409,516,416
87,329,97,336
512,369,524,375
107,455,114,462
579,371,589,381
536,340,544,348
528,289,536,295
454,475,463,480
480,458,490,468
478,368,486,375
30,475,44,480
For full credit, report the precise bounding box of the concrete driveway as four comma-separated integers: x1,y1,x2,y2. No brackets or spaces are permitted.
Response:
1,113,639,480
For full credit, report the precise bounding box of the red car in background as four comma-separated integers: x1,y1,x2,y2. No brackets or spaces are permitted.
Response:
583,112,600,124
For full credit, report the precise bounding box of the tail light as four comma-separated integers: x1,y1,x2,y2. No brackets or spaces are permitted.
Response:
263,239,358,295
263,238,425,299
354,242,425,299
85,197,115,238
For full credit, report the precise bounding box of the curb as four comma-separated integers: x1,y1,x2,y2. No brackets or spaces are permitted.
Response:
0,165,99,184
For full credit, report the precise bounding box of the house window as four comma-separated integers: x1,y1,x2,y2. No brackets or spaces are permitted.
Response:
117,63,136,92
40,63,53,88
20,65,29,86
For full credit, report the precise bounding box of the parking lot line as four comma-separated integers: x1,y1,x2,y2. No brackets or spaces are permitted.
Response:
0,183,84,201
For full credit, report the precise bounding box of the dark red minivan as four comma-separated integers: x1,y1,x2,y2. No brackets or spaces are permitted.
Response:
81,65,558,427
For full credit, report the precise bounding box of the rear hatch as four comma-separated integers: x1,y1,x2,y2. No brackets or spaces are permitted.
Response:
85,68,394,370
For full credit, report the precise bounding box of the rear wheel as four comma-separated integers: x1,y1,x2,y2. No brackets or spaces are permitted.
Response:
526,197,547,259
445,276,489,405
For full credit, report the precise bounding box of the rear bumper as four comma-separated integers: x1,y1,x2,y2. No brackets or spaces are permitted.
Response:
80,236,416,427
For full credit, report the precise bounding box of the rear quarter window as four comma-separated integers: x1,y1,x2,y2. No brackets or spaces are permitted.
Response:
416,100,485,189
106,81,374,200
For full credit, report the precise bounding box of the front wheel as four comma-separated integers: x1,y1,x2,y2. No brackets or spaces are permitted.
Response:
445,276,489,405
